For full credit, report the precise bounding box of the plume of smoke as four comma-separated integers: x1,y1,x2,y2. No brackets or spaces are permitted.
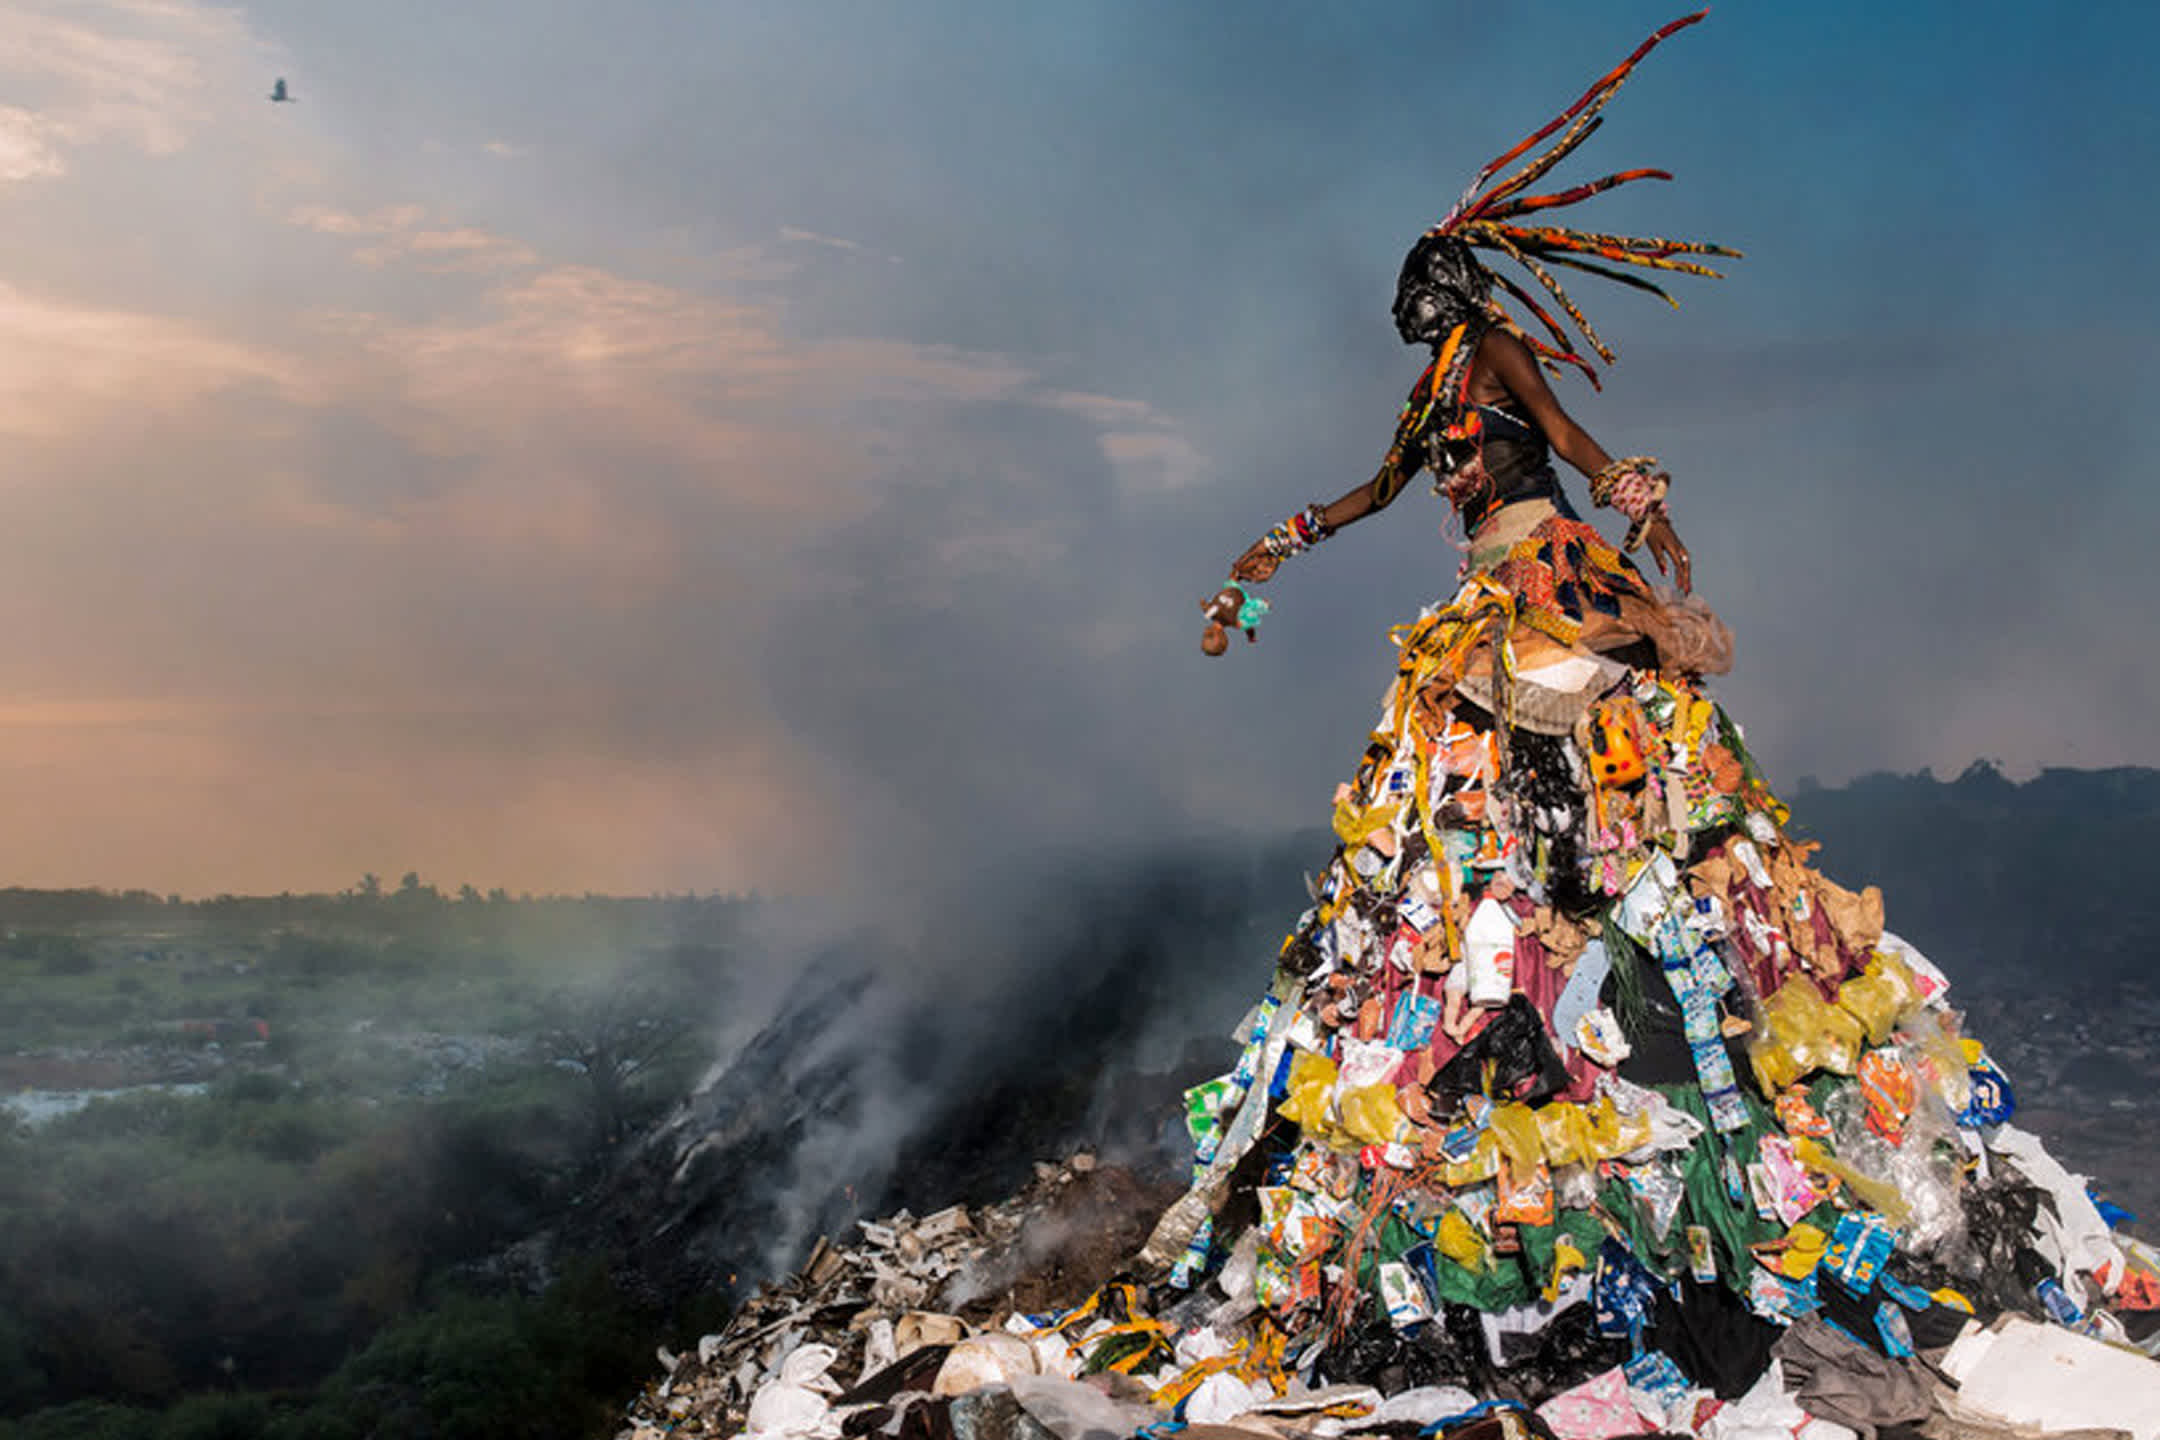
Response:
615,826,1326,1295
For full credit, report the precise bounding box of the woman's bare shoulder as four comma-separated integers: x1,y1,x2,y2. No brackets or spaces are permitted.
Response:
1468,326,1536,400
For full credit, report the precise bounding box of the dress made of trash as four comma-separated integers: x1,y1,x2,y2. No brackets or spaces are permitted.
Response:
623,15,2160,1440
1126,7,2160,1431
1136,487,2160,1423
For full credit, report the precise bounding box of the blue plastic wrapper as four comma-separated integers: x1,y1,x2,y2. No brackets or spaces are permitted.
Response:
1623,1349,1693,1412
1595,1238,1661,1348
1388,992,1441,1050
1824,1211,1898,1292
2036,1277,2083,1328
2092,1193,2137,1229
1960,1059,2015,1127
1873,1300,1915,1358
1169,1214,1217,1289
1746,1267,1818,1324
1876,1270,1933,1312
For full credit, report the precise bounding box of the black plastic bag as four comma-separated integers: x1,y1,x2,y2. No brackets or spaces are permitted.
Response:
1312,1302,1493,1395
1431,995,1572,1105
1501,1303,1632,1408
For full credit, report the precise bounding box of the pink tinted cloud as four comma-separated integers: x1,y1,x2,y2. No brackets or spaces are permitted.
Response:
0,191,1187,897
0,0,267,173
0,280,314,437
0,0,1201,894
289,203,539,272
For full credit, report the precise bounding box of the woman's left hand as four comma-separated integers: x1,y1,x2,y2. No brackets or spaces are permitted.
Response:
1229,542,1281,584
1642,512,1692,595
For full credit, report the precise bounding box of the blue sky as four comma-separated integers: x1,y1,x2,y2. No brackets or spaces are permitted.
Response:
0,0,2152,896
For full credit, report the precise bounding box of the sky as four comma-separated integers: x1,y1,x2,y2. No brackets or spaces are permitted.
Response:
0,0,2155,899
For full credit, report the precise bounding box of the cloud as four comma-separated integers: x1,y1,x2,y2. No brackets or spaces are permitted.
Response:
0,0,266,178
1043,389,1209,492
0,106,66,180
0,281,314,438
297,260,1035,542
778,226,899,264
778,226,865,254
288,203,538,272
288,203,427,237
0,62,1201,896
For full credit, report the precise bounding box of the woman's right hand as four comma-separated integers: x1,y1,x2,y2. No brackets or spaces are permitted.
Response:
1641,511,1692,595
1230,541,1280,584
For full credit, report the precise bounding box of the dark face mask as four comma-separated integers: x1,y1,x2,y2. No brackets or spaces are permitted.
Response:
1393,235,1488,347
1393,283,1466,346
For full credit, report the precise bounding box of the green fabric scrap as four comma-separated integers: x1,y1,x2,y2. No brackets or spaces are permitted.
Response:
1412,1208,1608,1312
1658,1081,1786,1289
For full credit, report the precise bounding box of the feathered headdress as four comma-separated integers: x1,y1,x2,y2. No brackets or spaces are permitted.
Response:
1426,9,1738,388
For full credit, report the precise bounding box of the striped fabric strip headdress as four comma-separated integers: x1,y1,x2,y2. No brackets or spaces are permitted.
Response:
1428,9,1739,388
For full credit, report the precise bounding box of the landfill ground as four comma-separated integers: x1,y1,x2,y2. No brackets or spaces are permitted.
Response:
620,1146,2160,1440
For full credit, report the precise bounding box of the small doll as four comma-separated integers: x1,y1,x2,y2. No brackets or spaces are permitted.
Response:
1200,581,1270,656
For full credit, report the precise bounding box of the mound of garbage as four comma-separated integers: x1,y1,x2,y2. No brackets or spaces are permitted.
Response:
618,686,2160,1440
620,1135,2160,1440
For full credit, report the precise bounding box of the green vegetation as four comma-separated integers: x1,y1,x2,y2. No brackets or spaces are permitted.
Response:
0,883,748,1440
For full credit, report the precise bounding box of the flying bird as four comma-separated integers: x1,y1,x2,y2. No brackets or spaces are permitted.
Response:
269,78,293,103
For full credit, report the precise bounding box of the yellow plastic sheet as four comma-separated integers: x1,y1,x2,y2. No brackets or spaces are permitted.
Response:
1437,1208,1489,1272
1792,1136,1910,1224
1545,1235,1589,1302
1750,976,1864,1091
1488,1102,1543,1175
1279,1052,1338,1134
1534,1100,1597,1168
1778,1220,1828,1279
1440,1130,1502,1188
1582,1095,1654,1160
1902,1006,1972,1115
1333,796,1404,850
1837,951,1922,1044
1338,1083,1404,1148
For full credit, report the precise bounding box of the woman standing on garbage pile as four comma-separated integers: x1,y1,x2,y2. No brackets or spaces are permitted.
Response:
1142,8,2107,1398
1225,230,1707,665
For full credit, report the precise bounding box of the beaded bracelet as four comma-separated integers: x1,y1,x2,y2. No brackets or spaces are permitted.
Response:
1260,502,1335,559
1589,457,1669,552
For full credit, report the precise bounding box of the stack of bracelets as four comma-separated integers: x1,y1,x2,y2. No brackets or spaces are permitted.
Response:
1589,455,1670,553
1260,502,1335,559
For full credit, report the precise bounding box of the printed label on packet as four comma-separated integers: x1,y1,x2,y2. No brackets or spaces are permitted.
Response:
1624,1351,1693,1416
1399,896,1442,935
1686,893,1730,940
1379,1260,1433,1330
1387,992,1441,1051
1686,1224,1717,1283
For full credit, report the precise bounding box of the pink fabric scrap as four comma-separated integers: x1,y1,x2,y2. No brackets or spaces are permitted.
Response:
1535,1364,1647,1440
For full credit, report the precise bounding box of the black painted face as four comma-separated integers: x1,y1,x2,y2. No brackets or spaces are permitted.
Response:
1393,234,1489,347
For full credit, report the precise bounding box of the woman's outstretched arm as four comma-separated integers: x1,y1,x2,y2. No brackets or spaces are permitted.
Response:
1229,390,1425,583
